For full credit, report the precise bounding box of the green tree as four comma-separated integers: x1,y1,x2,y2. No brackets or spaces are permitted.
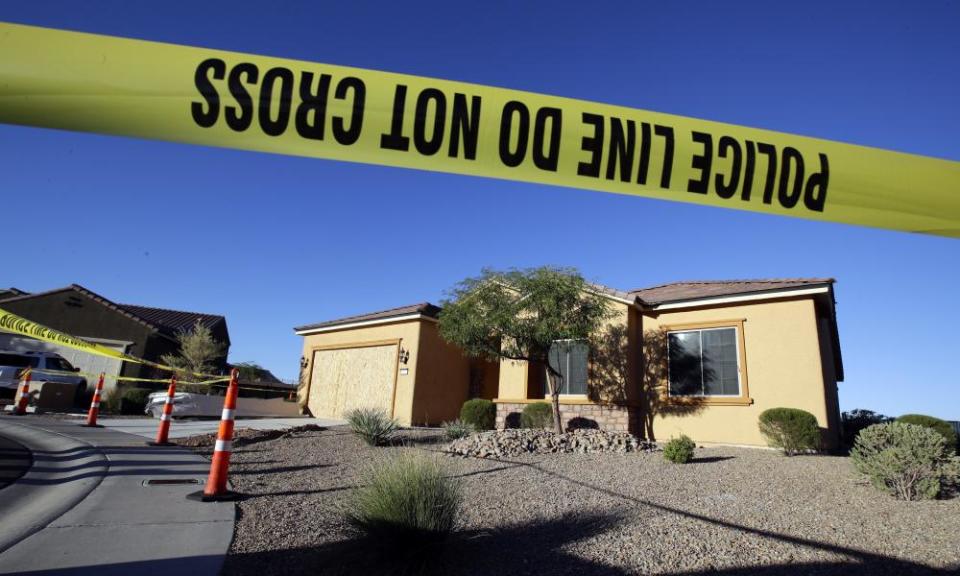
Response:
160,320,225,383
438,267,613,434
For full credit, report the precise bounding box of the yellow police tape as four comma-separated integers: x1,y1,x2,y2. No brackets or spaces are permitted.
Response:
28,368,232,387
0,306,219,379
0,22,958,236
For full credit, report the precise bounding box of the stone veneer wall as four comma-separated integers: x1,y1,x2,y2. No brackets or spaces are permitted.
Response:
495,402,640,434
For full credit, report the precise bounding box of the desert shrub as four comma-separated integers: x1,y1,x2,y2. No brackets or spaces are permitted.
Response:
567,416,599,430
521,402,553,429
851,422,957,501
841,409,891,448
103,386,153,415
663,435,696,464
459,398,495,431
896,414,958,454
345,408,399,446
758,407,821,455
442,419,474,440
346,454,461,543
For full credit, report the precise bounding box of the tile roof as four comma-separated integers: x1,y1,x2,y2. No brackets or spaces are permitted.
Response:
118,304,226,339
294,302,441,332
629,278,834,305
0,284,227,342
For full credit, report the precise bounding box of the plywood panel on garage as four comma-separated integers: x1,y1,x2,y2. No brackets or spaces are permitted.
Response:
308,344,398,419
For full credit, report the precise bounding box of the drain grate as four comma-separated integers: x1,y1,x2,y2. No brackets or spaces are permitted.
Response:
142,478,203,486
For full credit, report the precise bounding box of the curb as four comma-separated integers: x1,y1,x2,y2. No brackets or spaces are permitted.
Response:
0,417,107,553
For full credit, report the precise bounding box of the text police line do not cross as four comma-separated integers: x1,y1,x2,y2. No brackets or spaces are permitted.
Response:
191,59,829,213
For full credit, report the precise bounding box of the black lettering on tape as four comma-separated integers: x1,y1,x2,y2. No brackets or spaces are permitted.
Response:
654,125,674,189
499,101,530,167
606,118,635,182
533,107,562,172
778,147,805,208
413,88,446,156
715,136,741,199
332,77,365,145
804,154,829,212
295,72,331,140
449,94,481,160
636,122,652,185
756,142,777,204
192,58,226,128
381,85,411,151
577,112,604,178
687,131,713,194
258,67,294,137
225,63,259,132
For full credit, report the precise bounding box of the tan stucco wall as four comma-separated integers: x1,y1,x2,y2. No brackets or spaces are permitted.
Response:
643,297,835,447
410,322,473,425
299,320,422,425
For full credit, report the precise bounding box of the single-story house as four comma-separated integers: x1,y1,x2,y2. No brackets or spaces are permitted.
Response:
295,278,843,448
0,284,230,394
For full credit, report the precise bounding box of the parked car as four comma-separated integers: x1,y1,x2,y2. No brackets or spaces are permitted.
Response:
0,350,87,402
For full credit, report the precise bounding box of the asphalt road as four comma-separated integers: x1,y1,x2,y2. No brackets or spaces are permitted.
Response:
0,432,31,489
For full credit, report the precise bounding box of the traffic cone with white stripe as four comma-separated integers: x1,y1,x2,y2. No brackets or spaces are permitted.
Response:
147,376,177,446
189,368,241,501
82,372,105,427
13,368,31,415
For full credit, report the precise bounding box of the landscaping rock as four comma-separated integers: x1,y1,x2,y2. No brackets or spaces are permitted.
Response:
446,428,657,458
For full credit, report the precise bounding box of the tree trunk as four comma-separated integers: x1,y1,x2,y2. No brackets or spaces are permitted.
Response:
546,371,564,434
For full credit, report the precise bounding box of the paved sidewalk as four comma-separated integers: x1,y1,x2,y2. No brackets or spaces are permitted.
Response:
0,415,234,575
92,416,343,440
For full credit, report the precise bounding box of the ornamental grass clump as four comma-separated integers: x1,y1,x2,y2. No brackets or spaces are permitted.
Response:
851,422,958,501
521,402,553,429
459,398,496,430
345,408,399,446
442,419,474,440
758,407,821,455
346,454,462,545
663,435,696,464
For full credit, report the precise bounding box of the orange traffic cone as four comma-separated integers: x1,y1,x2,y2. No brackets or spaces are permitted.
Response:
82,373,106,427
189,369,241,502
147,376,178,446
13,368,31,415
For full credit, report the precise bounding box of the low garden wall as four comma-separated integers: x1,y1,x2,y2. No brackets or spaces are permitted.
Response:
494,401,640,433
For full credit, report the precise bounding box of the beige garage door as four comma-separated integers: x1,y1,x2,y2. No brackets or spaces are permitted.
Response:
308,344,398,419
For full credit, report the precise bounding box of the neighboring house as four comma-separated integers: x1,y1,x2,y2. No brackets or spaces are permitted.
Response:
295,278,843,448
0,284,230,394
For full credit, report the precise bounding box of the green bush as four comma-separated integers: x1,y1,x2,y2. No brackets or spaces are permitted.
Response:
851,422,958,501
346,454,461,543
121,388,153,415
442,419,474,440
663,435,696,464
758,407,821,455
103,386,154,415
345,408,399,446
459,398,495,431
896,414,958,454
521,402,553,429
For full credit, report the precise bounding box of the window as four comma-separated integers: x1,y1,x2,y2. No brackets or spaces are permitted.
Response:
44,357,75,372
668,327,741,397
0,354,39,368
546,340,588,395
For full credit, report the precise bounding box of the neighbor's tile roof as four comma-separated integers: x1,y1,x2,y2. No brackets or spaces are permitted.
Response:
629,278,834,305
118,304,226,338
294,302,441,332
0,284,227,342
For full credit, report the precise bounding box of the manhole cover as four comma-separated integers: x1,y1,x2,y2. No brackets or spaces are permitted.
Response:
142,479,203,486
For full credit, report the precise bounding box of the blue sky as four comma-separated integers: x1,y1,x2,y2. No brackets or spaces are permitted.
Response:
1,1,957,419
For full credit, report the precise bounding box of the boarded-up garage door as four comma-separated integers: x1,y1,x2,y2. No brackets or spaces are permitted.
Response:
308,344,397,419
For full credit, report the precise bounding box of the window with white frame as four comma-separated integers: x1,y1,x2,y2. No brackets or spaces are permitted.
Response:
668,327,740,397
546,339,588,395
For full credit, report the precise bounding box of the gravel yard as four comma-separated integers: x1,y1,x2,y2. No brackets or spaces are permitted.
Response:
182,426,960,576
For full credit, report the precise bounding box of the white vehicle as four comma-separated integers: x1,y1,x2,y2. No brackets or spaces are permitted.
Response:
0,350,87,400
